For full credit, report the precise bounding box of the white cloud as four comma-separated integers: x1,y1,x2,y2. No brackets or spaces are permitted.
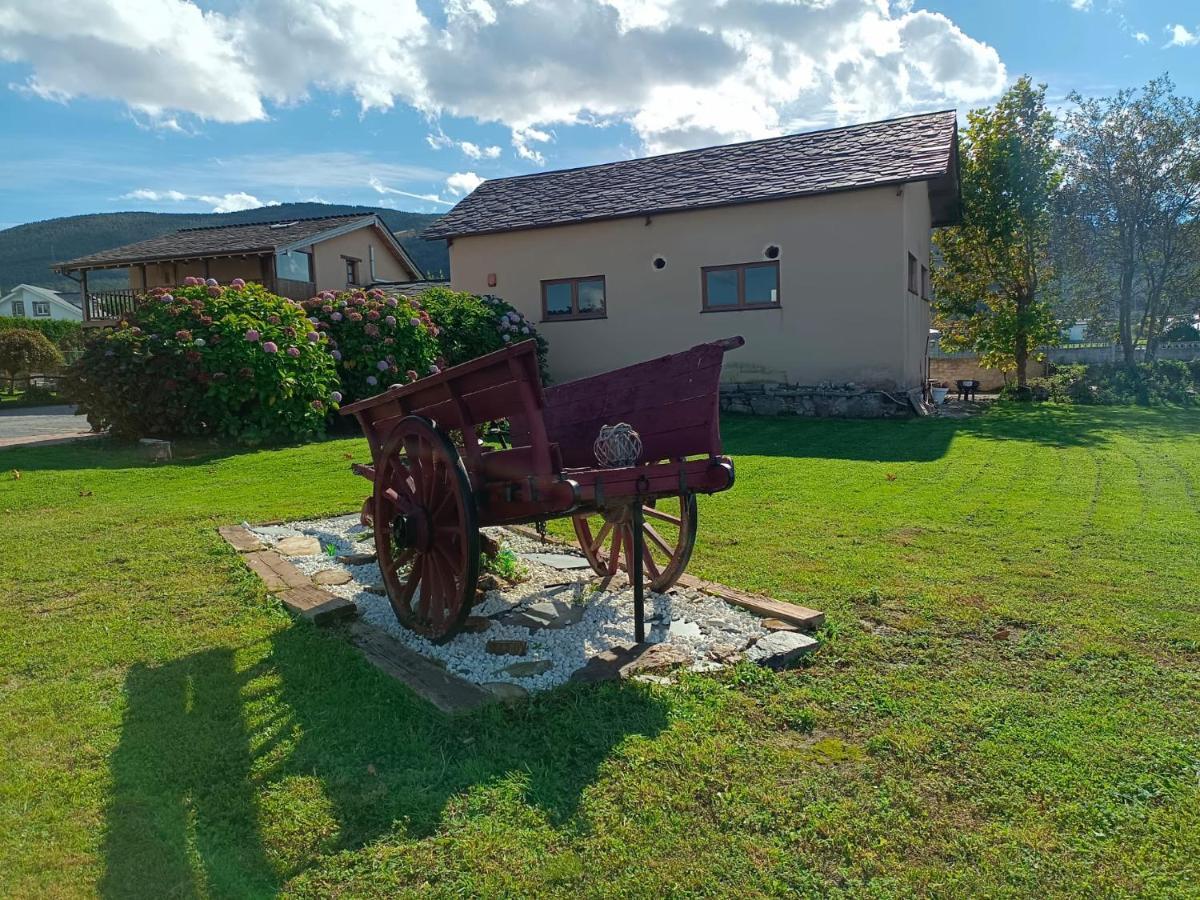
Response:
121,188,277,212
368,175,452,206
1068,0,1092,10
1165,24,1199,47
445,171,485,196
1,0,1007,158
1134,31,1150,44
426,129,502,159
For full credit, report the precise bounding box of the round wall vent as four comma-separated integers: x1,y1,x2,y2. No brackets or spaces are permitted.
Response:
653,256,667,270
764,245,780,259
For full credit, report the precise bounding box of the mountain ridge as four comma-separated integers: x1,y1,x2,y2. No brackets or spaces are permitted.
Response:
0,203,449,292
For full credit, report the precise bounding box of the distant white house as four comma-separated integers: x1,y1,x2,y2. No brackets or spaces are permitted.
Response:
0,284,83,321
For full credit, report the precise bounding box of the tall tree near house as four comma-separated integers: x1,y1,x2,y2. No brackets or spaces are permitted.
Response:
1059,77,1200,365
932,77,1061,392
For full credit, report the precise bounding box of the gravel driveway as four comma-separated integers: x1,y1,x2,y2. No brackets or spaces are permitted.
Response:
0,404,97,449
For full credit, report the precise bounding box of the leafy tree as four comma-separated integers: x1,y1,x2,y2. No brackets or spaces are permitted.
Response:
933,77,1061,390
1058,76,1200,364
0,328,63,393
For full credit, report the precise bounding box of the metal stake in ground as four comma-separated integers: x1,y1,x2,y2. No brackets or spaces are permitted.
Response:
632,500,646,643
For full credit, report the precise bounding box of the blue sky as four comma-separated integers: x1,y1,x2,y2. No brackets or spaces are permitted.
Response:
0,0,1196,229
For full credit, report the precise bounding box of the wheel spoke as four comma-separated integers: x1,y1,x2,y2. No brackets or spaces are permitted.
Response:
643,505,681,526
607,527,623,575
643,523,674,557
641,539,660,578
589,520,613,556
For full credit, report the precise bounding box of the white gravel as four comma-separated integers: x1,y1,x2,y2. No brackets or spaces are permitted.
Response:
248,514,769,692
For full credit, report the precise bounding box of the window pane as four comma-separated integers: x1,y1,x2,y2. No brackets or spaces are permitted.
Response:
705,269,738,307
33,302,50,317
743,264,778,305
544,282,573,316
277,251,311,281
12,301,24,316
577,279,605,314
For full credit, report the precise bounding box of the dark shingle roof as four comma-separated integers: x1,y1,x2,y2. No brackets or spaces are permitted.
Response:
59,214,374,270
423,110,960,240
374,280,450,298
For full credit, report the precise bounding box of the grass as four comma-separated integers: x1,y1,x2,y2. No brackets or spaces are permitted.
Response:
1,404,1198,897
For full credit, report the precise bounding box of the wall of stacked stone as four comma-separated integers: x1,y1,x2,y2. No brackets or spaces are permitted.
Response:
719,382,915,418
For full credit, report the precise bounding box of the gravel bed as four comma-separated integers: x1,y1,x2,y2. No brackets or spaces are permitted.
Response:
248,514,769,692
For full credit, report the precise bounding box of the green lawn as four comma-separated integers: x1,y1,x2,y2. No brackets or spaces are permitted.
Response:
1,405,1198,897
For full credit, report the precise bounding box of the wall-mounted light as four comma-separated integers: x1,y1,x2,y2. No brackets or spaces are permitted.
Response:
487,273,497,287
764,245,780,259
653,256,666,270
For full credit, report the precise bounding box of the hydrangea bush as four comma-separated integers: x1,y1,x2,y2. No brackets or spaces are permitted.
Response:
420,287,550,382
299,288,439,403
65,279,340,443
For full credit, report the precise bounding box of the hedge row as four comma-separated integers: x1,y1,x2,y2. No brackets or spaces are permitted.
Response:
0,316,84,352
1012,360,1200,406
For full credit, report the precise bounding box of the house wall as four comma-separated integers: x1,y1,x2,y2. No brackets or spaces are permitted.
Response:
309,227,415,292
448,185,933,391
0,285,82,321
900,182,934,389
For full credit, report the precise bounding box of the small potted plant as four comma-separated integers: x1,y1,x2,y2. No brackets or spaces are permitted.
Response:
930,381,950,405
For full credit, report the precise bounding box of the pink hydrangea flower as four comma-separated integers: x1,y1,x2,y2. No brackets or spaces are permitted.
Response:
311,399,324,410
330,391,342,403
207,286,221,297
175,329,192,341
286,346,300,358
331,312,343,321
160,293,174,303
268,315,280,325
184,276,200,286
306,331,320,342
406,369,419,381
263,341,278,354
205,278,218,287
386,297,398,307
384,315,396,326
366,309,380,320
244,329,260,342
429,364,440,374
410,317,421,327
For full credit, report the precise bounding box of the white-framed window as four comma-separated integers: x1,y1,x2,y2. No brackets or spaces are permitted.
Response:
11,300,25,316
32,301,51,317
907,253,919,294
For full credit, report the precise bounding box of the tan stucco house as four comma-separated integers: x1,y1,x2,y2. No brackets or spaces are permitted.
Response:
56,214,423,325
424,111,960,408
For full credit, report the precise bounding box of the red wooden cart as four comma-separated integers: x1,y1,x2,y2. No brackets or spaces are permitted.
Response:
340,335,744,642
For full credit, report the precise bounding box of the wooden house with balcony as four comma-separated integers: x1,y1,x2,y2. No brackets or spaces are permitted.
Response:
54,214,424,325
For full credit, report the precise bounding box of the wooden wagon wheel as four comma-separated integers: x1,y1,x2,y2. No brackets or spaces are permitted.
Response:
373,416,480,642
572,492,698,592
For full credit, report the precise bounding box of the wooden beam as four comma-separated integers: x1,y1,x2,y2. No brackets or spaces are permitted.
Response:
80,270,89,323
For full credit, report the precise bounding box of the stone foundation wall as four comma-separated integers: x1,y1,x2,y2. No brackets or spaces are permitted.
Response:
720,382,916,418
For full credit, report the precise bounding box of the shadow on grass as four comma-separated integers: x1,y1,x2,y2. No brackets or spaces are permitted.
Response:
101,625,667,897
722,404,1200,462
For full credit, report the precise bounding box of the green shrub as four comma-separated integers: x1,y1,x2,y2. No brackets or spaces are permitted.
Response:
420,288,549,382
64,280,339,443
1022,360,1199,407
0,316,84,352
299,288,438,404
0,329,63,393
21,384,59,405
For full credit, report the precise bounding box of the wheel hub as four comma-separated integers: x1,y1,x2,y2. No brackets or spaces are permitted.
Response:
391,508,431,552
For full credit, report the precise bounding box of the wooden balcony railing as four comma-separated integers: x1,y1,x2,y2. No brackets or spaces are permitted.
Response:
84,289,140,324
274,278,317,302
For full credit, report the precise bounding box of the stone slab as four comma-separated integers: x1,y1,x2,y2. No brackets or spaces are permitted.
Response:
745,631,818,670
242,550,310,592
486,639,528,657
275,535,322,557
499,599,584,630
313,568,353,586
279,584,357,625
521,552,593,570
337,552,377,565
218,524,265,553
347,621,493,714
570,643,693,683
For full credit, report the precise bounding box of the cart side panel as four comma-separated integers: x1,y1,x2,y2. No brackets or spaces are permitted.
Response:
542,339,737,467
